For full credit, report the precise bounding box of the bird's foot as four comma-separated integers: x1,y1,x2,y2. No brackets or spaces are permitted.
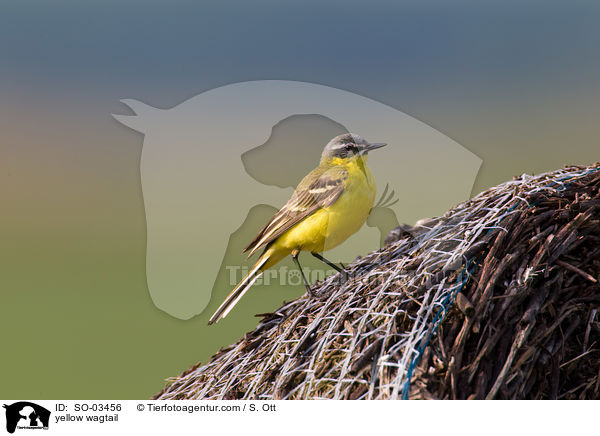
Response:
306,285,332,300
306,285,322,298
337,263,349,281
306,268,350,300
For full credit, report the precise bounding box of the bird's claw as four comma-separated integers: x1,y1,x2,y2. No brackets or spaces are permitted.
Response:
306,266,349,300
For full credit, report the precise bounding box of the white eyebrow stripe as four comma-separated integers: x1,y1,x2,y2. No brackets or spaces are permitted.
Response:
331,143,353,150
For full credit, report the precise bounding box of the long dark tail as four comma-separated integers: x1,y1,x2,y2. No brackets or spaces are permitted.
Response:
208,252,270,325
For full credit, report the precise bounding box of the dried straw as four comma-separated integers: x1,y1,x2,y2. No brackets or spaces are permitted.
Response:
154,163,600,400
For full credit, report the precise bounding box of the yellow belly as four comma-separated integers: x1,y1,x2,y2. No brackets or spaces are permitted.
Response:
271,162,376,256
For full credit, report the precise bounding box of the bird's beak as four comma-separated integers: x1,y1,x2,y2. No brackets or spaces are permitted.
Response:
362,142,387,154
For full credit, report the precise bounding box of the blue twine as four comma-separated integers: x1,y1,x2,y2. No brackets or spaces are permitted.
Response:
545,166,600,189
399,165,600,399
401,259,473,399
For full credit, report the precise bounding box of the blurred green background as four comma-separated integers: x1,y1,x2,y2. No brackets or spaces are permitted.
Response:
2,0,599,398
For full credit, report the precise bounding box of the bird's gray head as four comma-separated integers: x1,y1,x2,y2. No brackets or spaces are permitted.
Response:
321,133,386,162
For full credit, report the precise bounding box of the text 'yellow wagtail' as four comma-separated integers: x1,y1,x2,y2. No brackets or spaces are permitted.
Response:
208,133,386,324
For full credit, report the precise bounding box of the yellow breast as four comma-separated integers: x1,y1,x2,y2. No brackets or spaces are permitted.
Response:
274,156,376,253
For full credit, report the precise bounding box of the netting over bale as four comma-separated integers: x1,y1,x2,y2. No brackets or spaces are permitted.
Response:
155,163,600,400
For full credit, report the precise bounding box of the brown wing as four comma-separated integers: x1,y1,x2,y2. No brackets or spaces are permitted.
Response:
244,166,348,257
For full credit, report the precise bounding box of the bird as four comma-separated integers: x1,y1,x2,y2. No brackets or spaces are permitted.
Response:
208,133,386,324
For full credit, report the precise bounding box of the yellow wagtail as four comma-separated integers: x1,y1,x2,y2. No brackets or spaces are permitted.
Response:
208,133,386,324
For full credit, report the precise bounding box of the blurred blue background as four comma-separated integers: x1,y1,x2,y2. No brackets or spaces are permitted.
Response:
2,0,599,398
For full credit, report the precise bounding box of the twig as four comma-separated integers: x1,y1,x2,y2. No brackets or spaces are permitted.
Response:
555,259,598,283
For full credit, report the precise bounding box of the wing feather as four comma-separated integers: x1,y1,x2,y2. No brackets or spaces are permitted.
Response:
244,166,348,257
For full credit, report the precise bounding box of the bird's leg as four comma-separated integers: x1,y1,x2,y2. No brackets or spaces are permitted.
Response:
311,252,349,282
291,250,318,297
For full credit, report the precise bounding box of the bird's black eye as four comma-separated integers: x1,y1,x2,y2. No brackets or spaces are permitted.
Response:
346,144,358,154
